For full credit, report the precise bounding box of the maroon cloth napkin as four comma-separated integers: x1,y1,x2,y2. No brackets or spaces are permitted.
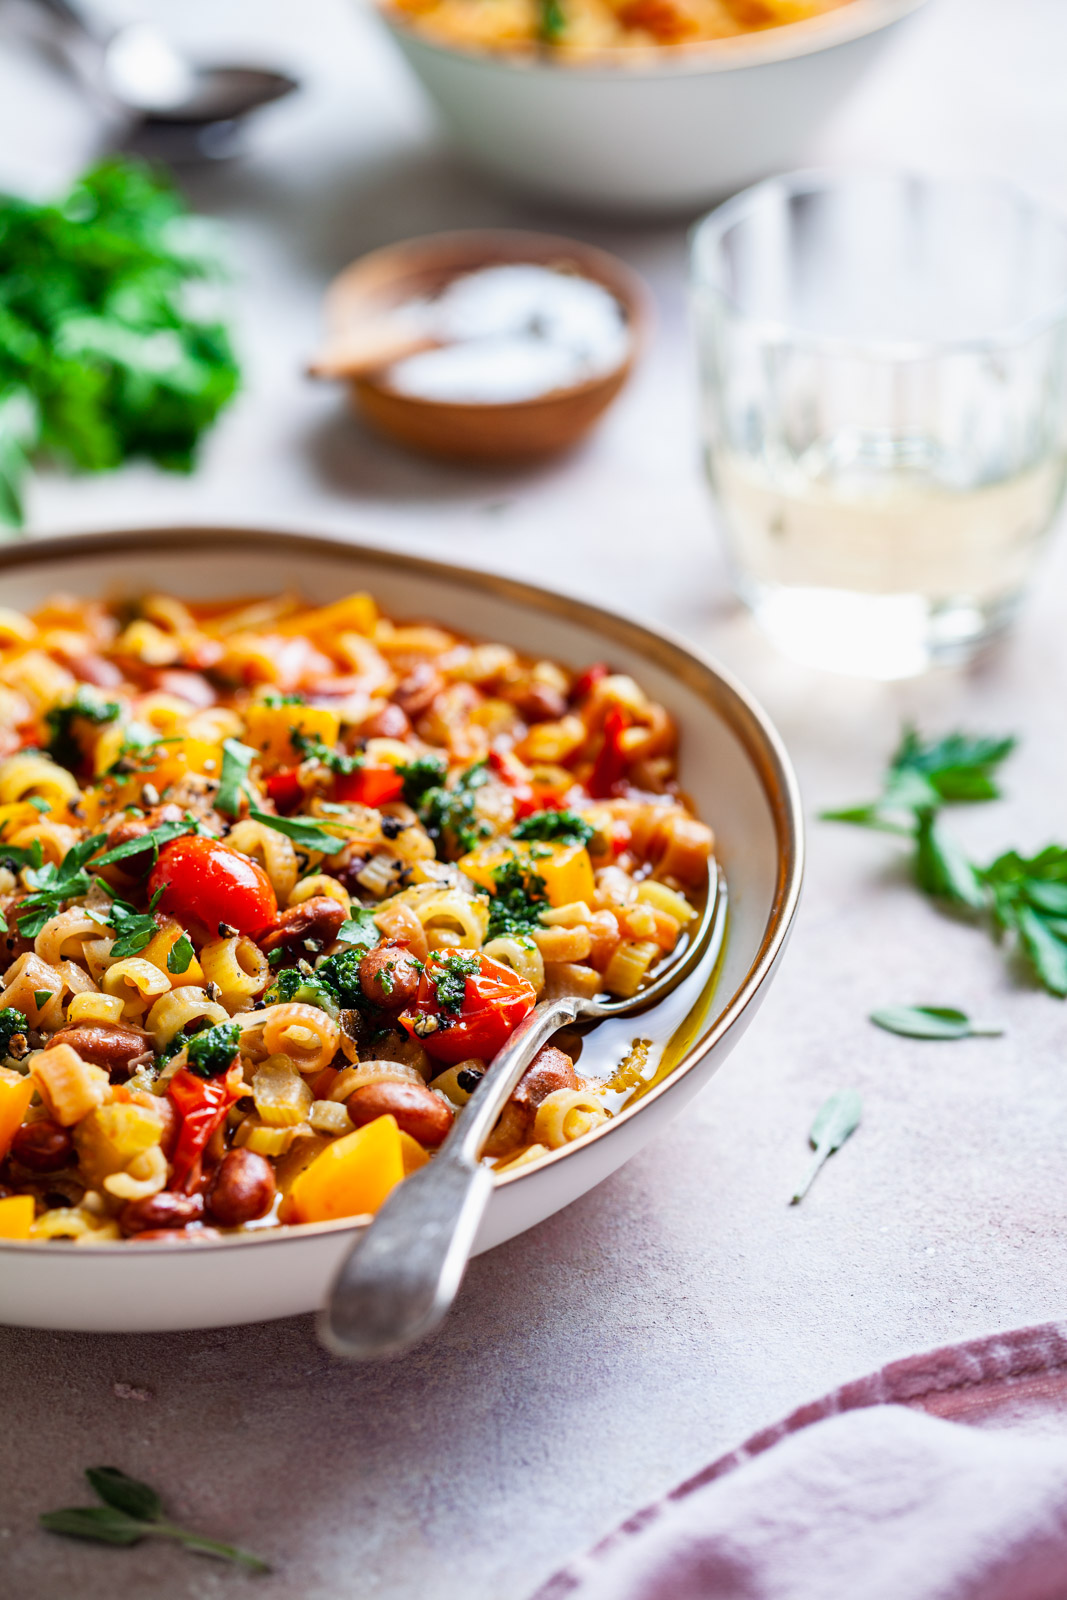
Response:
534,1320,1067,1600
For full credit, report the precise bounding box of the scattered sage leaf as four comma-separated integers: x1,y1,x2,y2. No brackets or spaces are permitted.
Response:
870,1005,1004,1040
85,1466,162,1521
40,1507,147,1546
790,1088,862,1205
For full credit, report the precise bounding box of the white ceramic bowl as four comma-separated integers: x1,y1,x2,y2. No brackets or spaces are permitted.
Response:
0,528,802,1332
378,0,926,218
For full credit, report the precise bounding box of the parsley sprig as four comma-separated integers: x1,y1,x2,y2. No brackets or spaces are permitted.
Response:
824,728,1067,995
15,834,106,937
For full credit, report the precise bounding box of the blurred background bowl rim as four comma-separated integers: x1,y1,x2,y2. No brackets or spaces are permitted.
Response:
0,525,804,1255
377,0,928,79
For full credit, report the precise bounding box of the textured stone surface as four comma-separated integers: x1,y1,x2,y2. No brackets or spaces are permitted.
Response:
3,1,1067,1596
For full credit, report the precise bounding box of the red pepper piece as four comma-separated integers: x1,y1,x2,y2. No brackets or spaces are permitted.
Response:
168,1065,243,1193
572,662,609,702
266,767,305,815
587,706,631,800
335,766,404,808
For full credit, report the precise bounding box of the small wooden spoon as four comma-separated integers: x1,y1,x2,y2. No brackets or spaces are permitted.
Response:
309,230,651,463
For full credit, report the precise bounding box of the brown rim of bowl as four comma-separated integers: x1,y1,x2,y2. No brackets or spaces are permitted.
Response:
0,525,804,1254
378,0,927,77
323,228,653,412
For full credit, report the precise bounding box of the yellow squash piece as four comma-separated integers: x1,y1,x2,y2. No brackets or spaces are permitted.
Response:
244,703,341,770
399,1131,430,1176
459,839,596,909
0,1193,34,1240
289,1114,405,1224
0,1073,34,1162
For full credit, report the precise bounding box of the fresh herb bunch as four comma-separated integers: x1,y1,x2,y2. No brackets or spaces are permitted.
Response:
487,857,548,942
44,686,120,767
824,728,1067,995
14,834,107,937
512,808,594,847
185,1020,241,1078
41,1465,270,1573
0,158,239,526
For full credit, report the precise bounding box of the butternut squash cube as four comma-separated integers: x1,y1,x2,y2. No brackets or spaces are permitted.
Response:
0,1193,34,1240
244,703,340,771
0,1071,34,1161
289,1114,404,1223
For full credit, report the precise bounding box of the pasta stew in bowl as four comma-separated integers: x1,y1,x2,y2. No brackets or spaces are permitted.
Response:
0,529,800,1330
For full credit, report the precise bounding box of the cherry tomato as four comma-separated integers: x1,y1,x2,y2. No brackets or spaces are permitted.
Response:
335,766,404,808
401,952,536,1065
148,836,277,937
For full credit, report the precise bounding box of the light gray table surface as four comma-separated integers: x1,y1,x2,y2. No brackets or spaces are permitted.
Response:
4,1,1067,1595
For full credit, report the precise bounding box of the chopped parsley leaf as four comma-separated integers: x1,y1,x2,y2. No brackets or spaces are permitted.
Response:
44,686,121,768
429,951,479,1013
185,1020,242,1079
513,808,594,847
487,856,548,942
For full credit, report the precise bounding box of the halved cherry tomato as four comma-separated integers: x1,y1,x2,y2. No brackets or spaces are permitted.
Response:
400,952,536,1065
148,836,277,937
335,766,404,808
168,1064,243,1193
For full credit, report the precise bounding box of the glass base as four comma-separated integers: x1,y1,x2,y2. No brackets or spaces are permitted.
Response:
739,580,1019,679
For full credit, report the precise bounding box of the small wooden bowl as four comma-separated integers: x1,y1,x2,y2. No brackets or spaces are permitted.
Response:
316,230,651,463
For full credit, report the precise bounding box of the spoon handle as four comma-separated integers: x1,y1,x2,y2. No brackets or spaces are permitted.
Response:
320,996,579,1359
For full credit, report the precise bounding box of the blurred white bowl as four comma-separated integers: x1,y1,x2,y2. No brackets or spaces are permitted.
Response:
378,0,926,217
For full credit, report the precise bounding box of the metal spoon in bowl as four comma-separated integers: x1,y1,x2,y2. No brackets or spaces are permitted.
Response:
30,0,298,161
320,866,728,1360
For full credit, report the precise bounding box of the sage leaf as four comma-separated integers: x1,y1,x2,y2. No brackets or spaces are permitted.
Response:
86,1466,162,1521
790,1089,862,1205
40,1507,147,1546
870,1005,1004,1040
248,808,341,855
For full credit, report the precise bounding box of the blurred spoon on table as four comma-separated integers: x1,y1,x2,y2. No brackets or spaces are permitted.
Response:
28,0,298,161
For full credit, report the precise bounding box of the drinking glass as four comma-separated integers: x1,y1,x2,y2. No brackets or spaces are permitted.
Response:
691,173,1067,677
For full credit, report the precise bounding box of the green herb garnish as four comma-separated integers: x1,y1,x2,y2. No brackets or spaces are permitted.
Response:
215,738,256,818
487,856,548,942
16,833,106,936
822,728,1015,831
44,686,120,768
93,817,193,869
259,692,304,707
398,753,448,809
41,1466,269,1573
512,808,594,847
824,729,1067,996
312,946,366,1010
540,0,566,41
185,1020,241,1079
430,950,479,1013
0,838,44,873
412,759,491,857
291,730,362,775
263,967,340,1018
0,159,240,529
790,1089,862,1205
870,1004,1003,1040
167,933,194,975
247,808,341,856
335,908,380,951
0,1006,29,1057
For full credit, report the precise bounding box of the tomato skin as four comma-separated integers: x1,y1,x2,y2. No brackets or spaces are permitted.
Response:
148,836,277,937
401,953,536,1065
168,1065,242,1193
335,767,404,808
